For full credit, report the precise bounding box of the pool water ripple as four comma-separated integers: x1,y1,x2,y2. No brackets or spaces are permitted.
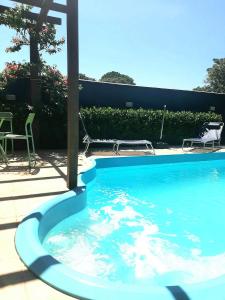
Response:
43,159,225,287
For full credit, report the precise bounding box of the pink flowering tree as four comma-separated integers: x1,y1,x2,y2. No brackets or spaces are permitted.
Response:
0,4,68,146
0,61,68,147
0,4,64,56
0,61,67,112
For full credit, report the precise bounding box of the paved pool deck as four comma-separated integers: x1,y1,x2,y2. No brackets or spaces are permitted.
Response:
1,147,224,300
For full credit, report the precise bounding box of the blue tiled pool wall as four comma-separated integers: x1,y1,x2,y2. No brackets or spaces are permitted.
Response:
95,152,225,169
38,161,97,242
38,190,86,242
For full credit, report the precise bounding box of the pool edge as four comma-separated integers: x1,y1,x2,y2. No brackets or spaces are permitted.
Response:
15,153,225,300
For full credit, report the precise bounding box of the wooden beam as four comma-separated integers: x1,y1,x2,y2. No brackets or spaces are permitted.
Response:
36,0,53,32
0,4,61,25
10,0,67,13
66,0,79,189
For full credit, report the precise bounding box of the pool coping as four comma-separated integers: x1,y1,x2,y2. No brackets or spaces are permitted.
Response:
15,152,225,300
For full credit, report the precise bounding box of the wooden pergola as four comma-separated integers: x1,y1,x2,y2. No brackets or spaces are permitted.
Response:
0,0,79,189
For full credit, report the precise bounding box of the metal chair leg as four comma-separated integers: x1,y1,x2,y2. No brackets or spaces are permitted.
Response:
83,141,90,156
30,134,36,167
26,137,31,168
0,143,8,164
149,143,155,155
115,144,120,155
5,138,8,155
113,143,117,154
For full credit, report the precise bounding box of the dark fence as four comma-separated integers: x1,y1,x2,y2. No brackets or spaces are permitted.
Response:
79,80,225,115
3,78,225,114
1,78,225,148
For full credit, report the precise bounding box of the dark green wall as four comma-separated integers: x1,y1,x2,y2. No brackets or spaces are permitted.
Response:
79,80,225,115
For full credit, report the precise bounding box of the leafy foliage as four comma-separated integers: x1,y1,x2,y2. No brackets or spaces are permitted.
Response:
0,61,68,148
100,71,135,85
79,73,96,81
80,107,222,145
0,4,65,55
0,61,67,105
194,58,225,93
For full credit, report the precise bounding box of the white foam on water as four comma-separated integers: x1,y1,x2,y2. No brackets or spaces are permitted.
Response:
185,231,200,243
47,234,67,244
119,227,225,284
112,193,129,205
89,209,101,221
57,236,115,278
89,205,142,238
47,216,225,285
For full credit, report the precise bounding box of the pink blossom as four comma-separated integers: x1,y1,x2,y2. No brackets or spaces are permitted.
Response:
41,26,49,33
12,37,22,45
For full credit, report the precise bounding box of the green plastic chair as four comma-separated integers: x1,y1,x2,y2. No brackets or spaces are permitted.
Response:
0,112,13,132
4,113,36,167
0,112,13,151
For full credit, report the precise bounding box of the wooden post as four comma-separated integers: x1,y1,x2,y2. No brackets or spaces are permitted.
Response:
30,34,41,146
30,35,41,107
66,0,79,189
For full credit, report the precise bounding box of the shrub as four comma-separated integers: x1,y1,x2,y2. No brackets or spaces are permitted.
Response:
0,61,68,148
80,107,223,145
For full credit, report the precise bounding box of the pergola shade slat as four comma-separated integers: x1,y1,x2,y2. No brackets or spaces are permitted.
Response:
0,4,62,25
36,0,54,31
10,0,67,13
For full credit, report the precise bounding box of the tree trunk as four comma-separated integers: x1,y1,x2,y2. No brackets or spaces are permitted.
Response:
30,34,41,147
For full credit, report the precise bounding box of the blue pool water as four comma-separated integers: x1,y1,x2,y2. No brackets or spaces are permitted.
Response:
43,158,225,287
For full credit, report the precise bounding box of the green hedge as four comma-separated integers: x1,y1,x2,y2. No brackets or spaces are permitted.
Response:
80,107,223,145
0,104,222,148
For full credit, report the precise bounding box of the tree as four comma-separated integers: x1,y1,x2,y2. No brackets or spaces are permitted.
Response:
0,4,64,57
0,61,67,108
0,3,65,114
79,73,96,81
100,71,135,85
193,58,225,93
0,61,68,148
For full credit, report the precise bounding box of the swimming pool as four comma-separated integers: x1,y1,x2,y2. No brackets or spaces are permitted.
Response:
16,153,225,300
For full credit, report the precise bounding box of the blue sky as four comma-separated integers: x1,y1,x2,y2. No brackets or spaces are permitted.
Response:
1,0,225,90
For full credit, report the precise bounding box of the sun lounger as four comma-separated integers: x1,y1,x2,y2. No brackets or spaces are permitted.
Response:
79,113,155,155
83,134,117,155
114,139,155,155
182,122,224,150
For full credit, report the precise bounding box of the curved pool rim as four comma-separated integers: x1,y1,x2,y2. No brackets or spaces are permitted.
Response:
15,152,225,300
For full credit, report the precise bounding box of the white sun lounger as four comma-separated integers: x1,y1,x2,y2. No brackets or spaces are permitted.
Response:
79,113,155,155
182,122,224,150
114,139,155,155
82,134,117,154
